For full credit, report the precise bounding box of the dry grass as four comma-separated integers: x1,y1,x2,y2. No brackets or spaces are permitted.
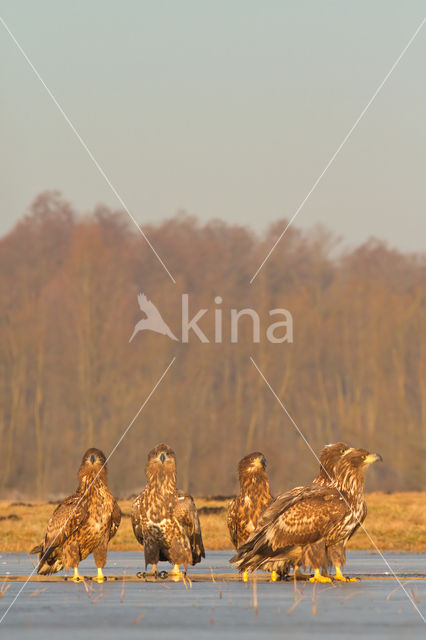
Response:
0,492,424,555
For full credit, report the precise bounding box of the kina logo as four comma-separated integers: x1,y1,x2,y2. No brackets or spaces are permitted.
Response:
129,293,293,344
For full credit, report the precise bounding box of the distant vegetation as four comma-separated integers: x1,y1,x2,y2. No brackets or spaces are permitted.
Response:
1,191,425,498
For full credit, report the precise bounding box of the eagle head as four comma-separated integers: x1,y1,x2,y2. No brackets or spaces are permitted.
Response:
341,447,382,468
79,448,107,482
335,447,382,492
238,452,267,481
146,443,177,479
316,441,351,483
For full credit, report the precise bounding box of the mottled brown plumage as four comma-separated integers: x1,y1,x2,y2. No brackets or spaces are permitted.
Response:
232,447,381,582
131,444,205,574
257,442,351,578
31,448,121,581
227,452,273,549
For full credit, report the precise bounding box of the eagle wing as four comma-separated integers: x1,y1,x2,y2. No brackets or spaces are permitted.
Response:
109,499,122,540
131,494,145,546
31,493,89,560
232,486,349,572
227,497,240,548
266,488,347,550
174,492,205,564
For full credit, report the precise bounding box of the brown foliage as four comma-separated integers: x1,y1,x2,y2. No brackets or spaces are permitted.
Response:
0,192,425,498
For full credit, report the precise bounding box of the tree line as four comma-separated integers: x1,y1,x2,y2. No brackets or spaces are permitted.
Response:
1,191,425,499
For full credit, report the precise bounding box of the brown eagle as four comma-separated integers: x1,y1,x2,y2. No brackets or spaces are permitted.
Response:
227,452,273,552
257,441,352,580
31,448,121,582
232,447,381,583
131,443,205,577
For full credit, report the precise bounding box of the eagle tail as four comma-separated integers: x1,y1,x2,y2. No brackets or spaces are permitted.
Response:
191,532,206,565
30,543,43,555
231,527,295,573
36,558,64,575
31,544,64,575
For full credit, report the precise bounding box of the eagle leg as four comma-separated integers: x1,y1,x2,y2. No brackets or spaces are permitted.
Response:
145,563,159,577
242,570,249,582
294,565,309,580
334,566,357,582
170,564,186,581
93,568,105,583
270,571,279,582
309,568,332,583
71,567,84,582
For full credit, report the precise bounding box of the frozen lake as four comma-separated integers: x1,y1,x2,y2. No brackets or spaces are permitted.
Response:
0,551,425,638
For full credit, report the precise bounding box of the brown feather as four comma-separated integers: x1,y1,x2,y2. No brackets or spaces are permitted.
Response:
131,444,204,571
31,448,121,575
227,452,272,549
232,446,380,574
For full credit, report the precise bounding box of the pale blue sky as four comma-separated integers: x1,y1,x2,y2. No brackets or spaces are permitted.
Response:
1,1,425,251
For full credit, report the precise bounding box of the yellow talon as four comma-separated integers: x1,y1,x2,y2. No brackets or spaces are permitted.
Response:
242,570,249,582
71,567,84,582
309,568,332,583
270,570,279,582
334,567,357,582
93,568,104,583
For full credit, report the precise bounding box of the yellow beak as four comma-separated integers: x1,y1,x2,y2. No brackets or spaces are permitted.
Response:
364,453,382,465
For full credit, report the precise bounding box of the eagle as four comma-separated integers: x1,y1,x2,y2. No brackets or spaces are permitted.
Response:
231,447,382,583
131,443,205,577
227,452,272,549
31,448,121,582
257,441,352,580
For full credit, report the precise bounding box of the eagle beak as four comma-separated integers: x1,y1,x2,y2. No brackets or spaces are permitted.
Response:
160,453,166,464
260,457,266,469
364,453,382,465
90,454,96,464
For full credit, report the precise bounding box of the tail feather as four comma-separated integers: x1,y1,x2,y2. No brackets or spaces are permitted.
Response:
30,544,43,555
231,526,297,573
191,533,205,564
30,544,64,575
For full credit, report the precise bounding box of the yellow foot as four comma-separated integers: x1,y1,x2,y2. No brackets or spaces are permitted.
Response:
334,567,357,582
71,568,84,582
309,569,332,583
309,575,332,583
146,564,159,577
242,570,249,582
270,571,279,582
93,568,104,583
170,564,185,581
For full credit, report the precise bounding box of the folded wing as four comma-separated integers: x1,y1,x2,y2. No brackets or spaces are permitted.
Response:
31,494,89,573
131,494,145,546
174,492,205,565
109,499,122,540
232,487,347,571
